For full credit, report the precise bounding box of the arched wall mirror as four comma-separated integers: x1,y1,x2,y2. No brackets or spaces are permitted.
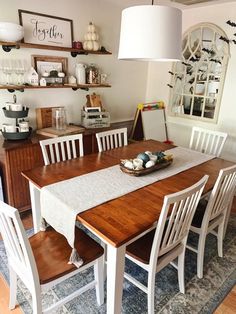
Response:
169,23,230,123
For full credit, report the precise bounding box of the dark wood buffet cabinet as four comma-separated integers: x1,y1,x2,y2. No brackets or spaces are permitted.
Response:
0,121,133,212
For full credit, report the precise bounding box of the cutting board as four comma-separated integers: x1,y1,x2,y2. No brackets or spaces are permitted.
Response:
36,125,85,137
86,93,102,108
36,107,63,129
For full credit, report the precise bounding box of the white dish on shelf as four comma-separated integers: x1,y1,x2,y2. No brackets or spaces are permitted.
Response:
0,22,24,42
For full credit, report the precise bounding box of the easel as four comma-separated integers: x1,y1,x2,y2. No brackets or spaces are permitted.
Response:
129,101,171,143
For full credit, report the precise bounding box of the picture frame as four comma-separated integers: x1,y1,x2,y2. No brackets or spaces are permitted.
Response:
32,55,68,77
18,9,73,48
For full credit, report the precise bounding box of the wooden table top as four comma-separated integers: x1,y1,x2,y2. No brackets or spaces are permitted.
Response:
22,140,235,247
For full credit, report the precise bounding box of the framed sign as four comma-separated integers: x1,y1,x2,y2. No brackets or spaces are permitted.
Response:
32,55,68,76
18,10,73,47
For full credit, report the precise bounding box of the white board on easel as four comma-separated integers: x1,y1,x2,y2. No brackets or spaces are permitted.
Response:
129,102,168,142
141,108,166,141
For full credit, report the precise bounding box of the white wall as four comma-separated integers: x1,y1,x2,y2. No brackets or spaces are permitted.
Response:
1,1,235,161
146,1,236,162
0,0,148,129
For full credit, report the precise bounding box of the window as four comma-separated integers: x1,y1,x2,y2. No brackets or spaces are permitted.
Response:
169,23,230,123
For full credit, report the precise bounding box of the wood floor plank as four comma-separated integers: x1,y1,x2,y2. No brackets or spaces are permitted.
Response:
0,274,23,314
214,286,236,313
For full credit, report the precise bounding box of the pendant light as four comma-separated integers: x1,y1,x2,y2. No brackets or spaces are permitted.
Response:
118,1,182,61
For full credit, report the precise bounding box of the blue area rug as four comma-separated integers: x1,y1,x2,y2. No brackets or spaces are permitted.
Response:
0,215,236,314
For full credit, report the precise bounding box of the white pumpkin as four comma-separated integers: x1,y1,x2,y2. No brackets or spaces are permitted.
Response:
83,41,88,50
149,155,157,163
86,40,94,50
92,40,100,51
87,32,93,41
88,22,95,32
91,32,97,41
145,160,155,168
124,160,134,170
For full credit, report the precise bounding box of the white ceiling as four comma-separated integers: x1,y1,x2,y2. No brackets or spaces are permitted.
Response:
107,0,235,10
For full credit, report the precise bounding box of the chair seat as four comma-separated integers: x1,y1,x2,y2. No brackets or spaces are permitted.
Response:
30,227,104,284
127,230,155,264
126,229,183,265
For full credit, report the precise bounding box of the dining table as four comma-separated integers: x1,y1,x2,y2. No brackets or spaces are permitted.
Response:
22,139,235,314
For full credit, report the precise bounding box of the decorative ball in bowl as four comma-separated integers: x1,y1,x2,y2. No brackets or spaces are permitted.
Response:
120,151,173,176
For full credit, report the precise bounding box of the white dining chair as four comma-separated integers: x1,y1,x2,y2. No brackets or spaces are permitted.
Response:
124,175,208,314
96,128,128,152
0,201,104,313
189,126,227,157
187,164,236,279
40,133,84,165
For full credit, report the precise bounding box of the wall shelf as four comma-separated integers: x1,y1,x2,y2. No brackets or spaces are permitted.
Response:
0,41,112,57
0,84,111,93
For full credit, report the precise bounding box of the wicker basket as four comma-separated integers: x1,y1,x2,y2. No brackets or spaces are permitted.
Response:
120,159,173,177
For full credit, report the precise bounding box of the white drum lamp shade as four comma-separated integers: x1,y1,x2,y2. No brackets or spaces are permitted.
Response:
118,5,182,61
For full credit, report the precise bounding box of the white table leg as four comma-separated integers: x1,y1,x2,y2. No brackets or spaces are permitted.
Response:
29,182,41,233
106,244,126,314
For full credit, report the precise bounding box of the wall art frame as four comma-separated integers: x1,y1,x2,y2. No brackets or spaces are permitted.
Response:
31,55,68,77
18,9,74,48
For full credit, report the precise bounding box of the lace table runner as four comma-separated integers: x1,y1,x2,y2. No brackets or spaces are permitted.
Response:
40,146,214,266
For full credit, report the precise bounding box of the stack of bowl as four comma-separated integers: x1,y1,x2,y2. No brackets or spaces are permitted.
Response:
0,22,24,42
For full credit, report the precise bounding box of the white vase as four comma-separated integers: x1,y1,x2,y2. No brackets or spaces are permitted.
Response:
75,63,86,84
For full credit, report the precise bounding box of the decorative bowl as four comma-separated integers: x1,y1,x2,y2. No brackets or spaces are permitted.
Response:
120,152,173,177
0,22,24,42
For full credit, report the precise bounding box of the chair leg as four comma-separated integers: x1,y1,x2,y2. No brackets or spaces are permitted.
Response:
94,257,104,306
9,266,17,310
223,200,233,238
147,272,155,314
101,241,107,280
178,250,185,294
217,223,224,257
197,233,207,279
32,291,42,314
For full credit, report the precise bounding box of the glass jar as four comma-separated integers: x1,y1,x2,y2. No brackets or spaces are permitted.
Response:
86,64,100,84
52,107,67,130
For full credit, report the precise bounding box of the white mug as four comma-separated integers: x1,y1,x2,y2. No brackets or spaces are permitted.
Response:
5,103,11,110
19,121,29,132
10,103,23,111
2,124,19,133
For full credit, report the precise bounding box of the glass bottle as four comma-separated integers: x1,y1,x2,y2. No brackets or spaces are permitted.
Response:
86,63,100,84
52,107,67,130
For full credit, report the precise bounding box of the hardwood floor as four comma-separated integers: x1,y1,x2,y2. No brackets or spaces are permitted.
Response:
0,197,235,313
214,286,236,314
0,274,22,313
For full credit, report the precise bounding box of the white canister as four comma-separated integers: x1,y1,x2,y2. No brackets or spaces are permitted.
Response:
75,63,86,84
2,124,19,133
10,103,23,111
19,121,29,132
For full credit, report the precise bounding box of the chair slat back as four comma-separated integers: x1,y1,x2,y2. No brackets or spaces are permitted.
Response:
96,128,128,152
189,126,227,157
40,134,84,165
206,165,236,222
0,201,39,288
150,175,208,264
